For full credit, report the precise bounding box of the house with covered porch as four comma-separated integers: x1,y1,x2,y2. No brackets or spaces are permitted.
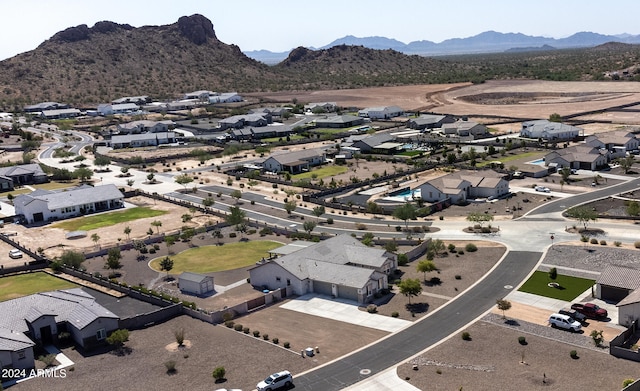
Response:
262,148,326,174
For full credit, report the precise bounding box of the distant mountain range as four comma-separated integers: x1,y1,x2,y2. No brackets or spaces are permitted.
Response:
244,31,640,64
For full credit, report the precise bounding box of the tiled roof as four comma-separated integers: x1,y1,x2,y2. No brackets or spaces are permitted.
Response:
179,272,212,284
15,184,123,211
597,265,640,290
0,328,35,352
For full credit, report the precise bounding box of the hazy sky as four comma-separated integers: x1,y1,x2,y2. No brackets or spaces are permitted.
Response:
3,0,639,60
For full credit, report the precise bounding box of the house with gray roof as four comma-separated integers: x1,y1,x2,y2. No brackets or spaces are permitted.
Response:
97,103,140,116
315,115,364,129
0,163,48,191
14,184,124,224
417,169,509,204
544,145,608,170
358,106,404,119
304,102,337,113
116,120,174,134
262,148,327,174
218,113,270,130
350,132,395,153
441,120,489,139
24,102,69,113
209,92,242,103
407,114,456,130
111,95,150,105
520,120,582,141
0,288,119,370
40,108,82,120
585,130,640,159
249,234,396,304
109,132,176,149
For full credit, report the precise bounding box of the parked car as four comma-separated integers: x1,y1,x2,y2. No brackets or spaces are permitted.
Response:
256,370,293,391
549,313,582,332
534,186,550,193
9,249,23,259
571,302,608,319
558,308,587,324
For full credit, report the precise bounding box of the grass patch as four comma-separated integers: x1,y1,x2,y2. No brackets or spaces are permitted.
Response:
149,241,282,274
476,151,545,167
292,165,348,180
0,272,77,302
51,207,167,231
518,271,595,301
261,134,307,143
399,150,424,157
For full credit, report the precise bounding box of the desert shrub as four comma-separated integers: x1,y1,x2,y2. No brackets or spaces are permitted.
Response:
356,223,367,230
581,235,589,242
326,217,334,224
222,311,235,322
635,241,640,249
518,336,527,345
395,226,402,232
429,277,442,285
225,321,234,328
253,330,260,337
229,232,237,238
436,368,442,374
397,253,409,266
263,334,269,340
590,238,598,244
149,248,156,254
391,311,399,318
455,275,461,280
481,226,491,233
164,360,177,374
234,324,243,331
212,366,226,381
590,330,604,346
243,327,250,334
570,350,578,359
448,243,456,253
38,354,57,367
439,215,444,220
457,250,464,255
283,342,290,348
623,379,635,388
272,183,278,188
614,241,622,247
367,304,377,313
461,331,471,341
174,328,185,346
600,240,607,245
272,337,279,344
465,243,478,252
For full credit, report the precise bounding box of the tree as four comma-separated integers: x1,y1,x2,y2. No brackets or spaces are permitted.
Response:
617,156,635,174
146,173,155,183
549,113,562,122
230,189,242,204
106,329,129,351
165,235,176,254
303,220,316,235
133,240,146,257
393,203,417,232
181,213,192,223
417,260,437,282
627,200,640,217
284,200,297,215
59,250,85,269
496,299,512,319
466,212,494,227
120,166,130,176
366,201,383,218
559,167,572,183
384,240,398,253
566,206,597,231
94,155,111,169
212,366,226,382
175,174,194,191
202,197,215,207
91,233,100,249
159,256,174,278
123,226,132,241
397,278,422,304
74,167,93,183
22,152,36,164
226,206,246,227
548,267,558,281
312,206,325,222
105,247,122,271
151,220,162,234
428,239,446,257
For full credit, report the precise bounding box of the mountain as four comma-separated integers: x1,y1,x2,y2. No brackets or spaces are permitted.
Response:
0,14,280,106
244,30,640,63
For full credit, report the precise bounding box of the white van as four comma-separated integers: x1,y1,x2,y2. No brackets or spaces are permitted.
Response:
549,313,582,332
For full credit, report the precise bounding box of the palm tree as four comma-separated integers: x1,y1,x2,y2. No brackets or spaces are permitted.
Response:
151,220,162,234
90,233,100,249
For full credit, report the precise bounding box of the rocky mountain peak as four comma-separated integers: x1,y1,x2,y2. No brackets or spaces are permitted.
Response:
177,14,217,45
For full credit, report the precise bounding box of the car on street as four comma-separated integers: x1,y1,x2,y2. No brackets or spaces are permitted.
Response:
549,313,582,332
9,249,23,259
534,186,550,193
256,370,293,391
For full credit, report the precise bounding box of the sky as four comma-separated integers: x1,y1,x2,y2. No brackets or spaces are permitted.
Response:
3,0,640,61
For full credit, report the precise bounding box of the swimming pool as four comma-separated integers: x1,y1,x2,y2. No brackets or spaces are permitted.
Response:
529,158,545,165
384,189,422,202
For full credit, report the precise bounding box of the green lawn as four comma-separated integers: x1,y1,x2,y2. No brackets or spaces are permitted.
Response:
0,272,77,302
476,151,545,167
518,271,595,301
292,165,348,180
51,207,167,231
149,241,282,274
261,134,307,143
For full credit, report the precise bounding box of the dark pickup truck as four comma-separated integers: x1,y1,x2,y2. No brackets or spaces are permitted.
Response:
570,302,608,319
559,308,587,323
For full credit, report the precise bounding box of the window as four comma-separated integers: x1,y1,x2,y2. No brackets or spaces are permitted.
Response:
18,350,26,359
275,277,281,282
96,328,106,341
286,279,291,286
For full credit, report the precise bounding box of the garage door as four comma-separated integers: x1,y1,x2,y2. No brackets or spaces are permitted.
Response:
313,281,333,297
601,285,630,303
339,286,359,302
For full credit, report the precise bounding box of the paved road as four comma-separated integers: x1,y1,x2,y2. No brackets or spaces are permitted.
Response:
293,251,541,390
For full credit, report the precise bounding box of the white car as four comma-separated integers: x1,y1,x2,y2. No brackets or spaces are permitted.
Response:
549,313,582,332
257,370,293,391
534,186,550,193
9,249,23,259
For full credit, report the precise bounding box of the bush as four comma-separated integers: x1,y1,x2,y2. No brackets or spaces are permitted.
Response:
253,330,260,337
355,223,367,230
234,324,243,331
454,275,461,280
465,243,478,252
367,304,377,313
229,232,237,238
600,240,607,245
391,311,399,318
243,327,250,334
397,253,409,266
635,241,640,249
283,342,290,349
395,226,402,232
570,350,578,359
38,354,57,367
164,360,177,374
263,334,269,340
623,379,635,388
581,235,589,242
461,331,471,341
225,321,234,328
518,336,527,345
212,366,226,381
326,217,334,224
448,243,456,253
590,238,598,244
457,250,464,255
614,241,622,247
272,337,279,344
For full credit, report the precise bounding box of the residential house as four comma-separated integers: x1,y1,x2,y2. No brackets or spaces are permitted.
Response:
110,132,176,149
209,92,242,103
97,103,140,116
441,121,489,139
218,114,270,130
417,169,508,204
24,102,69,113
111,96,150,105
183,90,216,102
178,272,214,296
304,102,337,113
262,148,326,174
0,288,119,370
596,266,640,303
520,120,582,141
230,125,294,141
315,115,364,129
116,120,174,134
407,114,456,130
249,234,397,304
40,108,81,120
14,184,124,224
349,133,395,153
544,145,608,170
0,164,48,191
585,130,639,159
358,106,404,119
249,107,289,118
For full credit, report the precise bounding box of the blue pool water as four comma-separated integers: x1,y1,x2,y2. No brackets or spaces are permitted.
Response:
530,158,545,164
